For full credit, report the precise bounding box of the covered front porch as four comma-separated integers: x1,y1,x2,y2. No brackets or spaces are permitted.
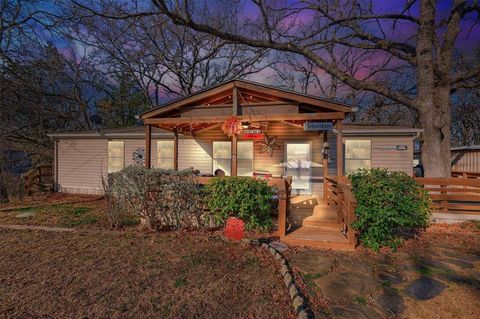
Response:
139,79,355,249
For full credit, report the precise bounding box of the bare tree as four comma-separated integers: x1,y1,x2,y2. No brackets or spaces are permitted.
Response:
68,0,270,104
135,0,480,177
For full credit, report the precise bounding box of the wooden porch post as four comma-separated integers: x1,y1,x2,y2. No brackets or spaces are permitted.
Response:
336,120,343,178
145,124,152,169
323,130,329,201
231,134,238,176
174,128,179,170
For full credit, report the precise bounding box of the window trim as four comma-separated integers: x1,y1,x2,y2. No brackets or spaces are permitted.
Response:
345,139,372,172
107,140,125,173
157,140,175,169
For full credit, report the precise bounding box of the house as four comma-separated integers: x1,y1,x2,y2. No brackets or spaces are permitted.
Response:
48,80,421,197
48,80,422,196
48,79,424,249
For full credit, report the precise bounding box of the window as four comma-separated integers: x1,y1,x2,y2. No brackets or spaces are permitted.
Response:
212,141,254,176
108,141,124,173
345,140,371,173
213,141,231,175
157,140,174,169
238,141,254,176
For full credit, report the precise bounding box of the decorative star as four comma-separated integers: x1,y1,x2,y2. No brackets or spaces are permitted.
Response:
258,134,280,156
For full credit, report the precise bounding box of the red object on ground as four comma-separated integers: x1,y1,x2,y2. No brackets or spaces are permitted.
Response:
224,217,245,241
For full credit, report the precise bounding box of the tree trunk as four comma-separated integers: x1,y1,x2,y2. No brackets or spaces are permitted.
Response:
416,0,450,177
0,166,9,204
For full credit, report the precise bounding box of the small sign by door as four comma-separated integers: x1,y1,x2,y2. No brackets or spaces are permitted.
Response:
303,121,333,131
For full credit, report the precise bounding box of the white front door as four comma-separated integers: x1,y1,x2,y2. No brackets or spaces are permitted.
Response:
285,143,312,194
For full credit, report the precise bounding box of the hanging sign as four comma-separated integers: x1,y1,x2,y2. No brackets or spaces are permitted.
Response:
242,127,264,139
303,121,333,131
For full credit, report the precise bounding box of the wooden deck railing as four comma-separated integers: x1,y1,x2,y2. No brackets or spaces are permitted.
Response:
451,171,480,179
415,177,480,215
23,165,53,195
196,176,291,237
324,176,339,206
325,176,358,246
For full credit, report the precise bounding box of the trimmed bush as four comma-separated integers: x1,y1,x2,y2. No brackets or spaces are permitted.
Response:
105,166,206,230
348,168,431,250
204,177,275,231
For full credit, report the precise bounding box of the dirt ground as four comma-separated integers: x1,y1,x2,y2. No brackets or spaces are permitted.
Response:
287,222,480,319
0,228,294,319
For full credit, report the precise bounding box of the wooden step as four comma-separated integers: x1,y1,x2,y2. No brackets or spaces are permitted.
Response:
281,226,354,251
312,204,339,219
302,216,343,230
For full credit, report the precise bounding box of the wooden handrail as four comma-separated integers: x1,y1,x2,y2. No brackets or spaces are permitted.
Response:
326,175,358,247
196,176,291,237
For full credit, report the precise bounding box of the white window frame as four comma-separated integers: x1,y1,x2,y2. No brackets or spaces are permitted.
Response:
345,139,372,173
107,140,125,173
237,141,254,176
157,140,175,169
212,141,232,176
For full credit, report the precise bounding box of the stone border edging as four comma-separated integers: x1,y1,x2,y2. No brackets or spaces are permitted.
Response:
0,224,76,232
241,239,309,319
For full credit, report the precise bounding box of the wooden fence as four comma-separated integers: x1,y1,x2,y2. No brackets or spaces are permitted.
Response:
23,165,53,196
415,177,480,216
451,171,480,179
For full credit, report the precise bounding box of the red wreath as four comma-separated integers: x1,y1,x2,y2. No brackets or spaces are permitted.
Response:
222,116,243,137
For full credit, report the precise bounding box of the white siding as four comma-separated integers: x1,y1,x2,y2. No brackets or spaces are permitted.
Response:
57,139,108,195
178,139,213,174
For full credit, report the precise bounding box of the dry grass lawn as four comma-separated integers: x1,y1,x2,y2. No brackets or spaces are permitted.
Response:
0,229,294,319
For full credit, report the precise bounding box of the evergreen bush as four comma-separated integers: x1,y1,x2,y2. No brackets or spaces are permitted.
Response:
348,168,431,250
204,176,275,231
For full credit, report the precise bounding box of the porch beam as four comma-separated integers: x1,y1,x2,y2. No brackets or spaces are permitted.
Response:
173,128,179,170
322,130,329,201
231,134,238,176
232,86,239,115
336,120,343,177
144,112,345,125
145,124,152,169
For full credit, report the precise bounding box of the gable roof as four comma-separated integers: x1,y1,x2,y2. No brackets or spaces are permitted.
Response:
47,126,172,139
138,78,353,119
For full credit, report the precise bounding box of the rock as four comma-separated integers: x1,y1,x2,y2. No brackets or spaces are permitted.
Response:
330,305,382,319
269,241,288,252
315,271,380,302
289,254,337,275
15,212,35,219
405,276,447,300
378,272,403,285
376,286,405,316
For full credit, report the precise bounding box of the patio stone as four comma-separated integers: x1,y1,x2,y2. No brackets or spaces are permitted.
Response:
405,276,447,300
330,304,382,319
315,271,380,302
15,212,35,218
375,286,405,316
289,253,337,274
378,271,404,285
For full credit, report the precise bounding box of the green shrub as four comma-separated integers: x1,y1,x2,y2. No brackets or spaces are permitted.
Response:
105,166,207,230
204,177,275,231
348,168,431,250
